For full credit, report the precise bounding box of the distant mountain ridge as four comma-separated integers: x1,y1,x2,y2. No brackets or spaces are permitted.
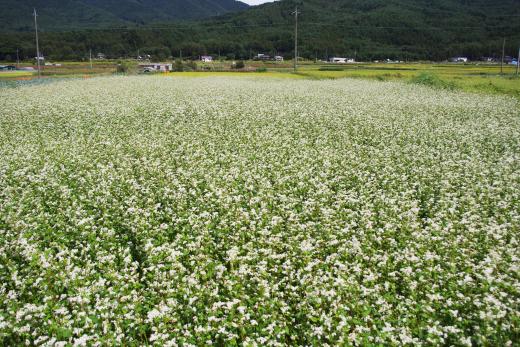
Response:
0,0,249,31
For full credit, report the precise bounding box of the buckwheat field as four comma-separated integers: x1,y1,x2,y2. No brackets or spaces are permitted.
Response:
0,76,519,346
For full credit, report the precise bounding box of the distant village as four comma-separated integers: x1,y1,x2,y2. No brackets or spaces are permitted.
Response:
1,51,518,73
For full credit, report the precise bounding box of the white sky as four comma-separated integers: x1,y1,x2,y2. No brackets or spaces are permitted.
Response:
241,0,275,5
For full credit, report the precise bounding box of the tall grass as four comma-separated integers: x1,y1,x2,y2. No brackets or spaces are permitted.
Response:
410,72,457,90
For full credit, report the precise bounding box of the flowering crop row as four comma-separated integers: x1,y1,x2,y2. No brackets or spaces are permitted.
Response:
0,76,519,346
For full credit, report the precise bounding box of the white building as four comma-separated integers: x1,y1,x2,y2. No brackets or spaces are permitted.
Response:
450,57,468,63
139,63,172,72
329,57,355,64
201,56,213,62
256,54,271,61
275,56,284,61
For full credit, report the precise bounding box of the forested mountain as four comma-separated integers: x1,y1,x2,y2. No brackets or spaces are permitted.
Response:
0,0,249,31
1,0,519,61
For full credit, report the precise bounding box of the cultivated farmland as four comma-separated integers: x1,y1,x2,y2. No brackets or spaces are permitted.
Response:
0,76,519,346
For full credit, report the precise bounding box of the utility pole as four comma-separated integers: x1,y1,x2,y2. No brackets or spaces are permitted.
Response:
89,49,93,70
16,48,20,69
33,8,41,78
516,46,519,76
501,38,506,75
292,6,300,72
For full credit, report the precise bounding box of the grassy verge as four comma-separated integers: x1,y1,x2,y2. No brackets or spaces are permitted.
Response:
295,63,520,98
2,61,518,98
0,71,34,79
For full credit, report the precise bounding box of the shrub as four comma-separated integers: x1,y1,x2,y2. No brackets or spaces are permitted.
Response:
116,61,130,74
256,67,267,73
173,60,184,72
235,60,245,69
319,67,343,71
186,61,197,71
411,72,457,90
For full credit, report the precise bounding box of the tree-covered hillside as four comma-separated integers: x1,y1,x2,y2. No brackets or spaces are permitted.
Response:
0,0,249,31
1,0,519,61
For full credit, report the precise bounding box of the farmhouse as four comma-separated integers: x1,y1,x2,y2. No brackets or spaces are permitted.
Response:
139,63,172,72
201,56,213,62
275,55,284,61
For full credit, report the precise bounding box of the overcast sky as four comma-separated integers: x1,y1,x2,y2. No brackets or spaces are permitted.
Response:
241,0,275,5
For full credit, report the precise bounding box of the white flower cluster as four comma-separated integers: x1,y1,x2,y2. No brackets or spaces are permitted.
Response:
0,76,519,345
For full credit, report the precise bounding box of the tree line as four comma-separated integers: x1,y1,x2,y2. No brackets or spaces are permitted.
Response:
1,0,519,62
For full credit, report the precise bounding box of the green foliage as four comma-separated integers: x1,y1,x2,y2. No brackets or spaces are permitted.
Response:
234,61,245,69
173,59,184,72
256,67,267,73
411,72,457,90
185,61,198,71
0,0,248,31
1,0,519,62
116,61,131,74
1,76,519,345
319,67,344,71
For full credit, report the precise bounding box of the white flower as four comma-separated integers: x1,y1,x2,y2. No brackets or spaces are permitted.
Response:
1,75,518,346
227,246,240,261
